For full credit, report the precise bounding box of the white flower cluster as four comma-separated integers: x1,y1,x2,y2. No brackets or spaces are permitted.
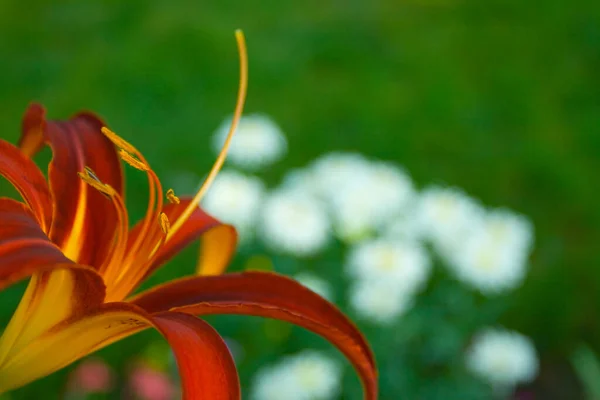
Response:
205,113,533,302
251,351,342,400
346,239,431,323
466,328,538,389
203,114,540,394
416,186,534,294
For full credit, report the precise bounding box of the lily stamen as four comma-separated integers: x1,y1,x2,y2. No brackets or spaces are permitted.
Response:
166,29,248,241
77,167,129,275
159,212,170,234
119,149,149,171
77,167,115,197
166,189,180,204
101,127,143,159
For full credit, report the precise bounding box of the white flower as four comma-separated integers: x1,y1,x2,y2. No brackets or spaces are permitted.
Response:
466,328,538,388
294,272,333,301
201,170,265,238
346,238,431,293
259,189,330,256
280,168,323,200
484,209,534,255
448,209,534,294
252,351,342,400
328,162,416,242
349,279,415,324
382,210,424,242
310,152,371,200
213,114,287,170
416,186,485,257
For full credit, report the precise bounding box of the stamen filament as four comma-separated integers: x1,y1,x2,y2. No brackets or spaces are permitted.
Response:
77,168,129,276
167,29,248,240
99,192,129,278
121,169,163,267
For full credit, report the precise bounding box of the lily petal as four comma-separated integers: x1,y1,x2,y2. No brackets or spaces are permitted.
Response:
0,198,70,289
129,198,237,281
0,140,52,231
19,103,124,267
0,304,240,399
131,271,378,399
0,264,105,382
152,312,240,400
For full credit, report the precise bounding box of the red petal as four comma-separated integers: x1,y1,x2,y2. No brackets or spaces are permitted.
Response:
152,312,240,400
0,198,72,289
0,140,52,232
129,198,237,280
20,104,124,268
0,303,240,399
132,272,378,399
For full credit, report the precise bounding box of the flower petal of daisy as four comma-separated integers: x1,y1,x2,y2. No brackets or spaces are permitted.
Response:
131,271,378,399
0,198,71,289
0,140,52,231
0,303,240,399
19,103,124,267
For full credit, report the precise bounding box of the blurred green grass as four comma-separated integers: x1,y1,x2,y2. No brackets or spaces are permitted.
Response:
0,0,599,398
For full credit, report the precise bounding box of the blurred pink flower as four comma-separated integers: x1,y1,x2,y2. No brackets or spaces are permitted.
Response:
69,359,114,393
129,364,176,400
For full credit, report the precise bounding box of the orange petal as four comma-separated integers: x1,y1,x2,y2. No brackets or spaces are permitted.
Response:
19,104,124,267
0,198,71,289
152,312,240,400
0,140,52,232
131,271,378,399
0,303,240,399
0,264,105,389
128,198,237,281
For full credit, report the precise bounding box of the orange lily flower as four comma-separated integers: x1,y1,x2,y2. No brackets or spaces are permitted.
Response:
0,32,377,399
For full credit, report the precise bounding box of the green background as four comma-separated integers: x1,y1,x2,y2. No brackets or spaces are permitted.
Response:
0,0,598,398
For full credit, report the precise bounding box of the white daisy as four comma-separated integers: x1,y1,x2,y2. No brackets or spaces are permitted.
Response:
252,351,342,400
346,238,431,293
259,189,330,257
416,186,485,257
294,272,334,301
309,152,372,200
349,279,415,324
382,207,424,242
280,168,323,200
448,209,534,294
213,114,287,170
328,162,416,242
466,328,538,388
201,170,265,239
484,209,534,255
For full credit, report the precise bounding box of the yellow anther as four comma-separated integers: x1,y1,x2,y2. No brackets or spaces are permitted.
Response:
159,212,170,234
101,127,139,155
166,189,180,204
78,168,116,197
83,166,102,183
119,149,149,171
